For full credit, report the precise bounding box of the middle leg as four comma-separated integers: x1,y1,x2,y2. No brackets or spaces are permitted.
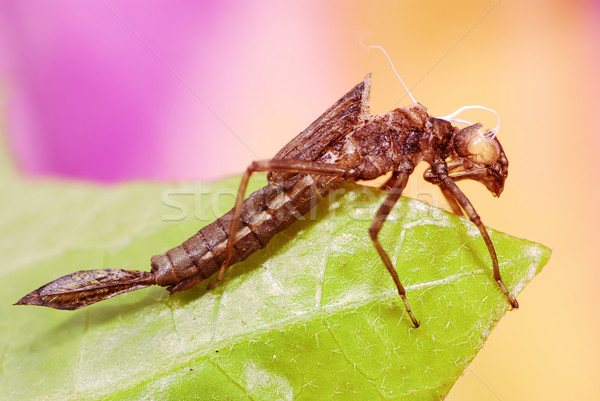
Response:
368,168,420,328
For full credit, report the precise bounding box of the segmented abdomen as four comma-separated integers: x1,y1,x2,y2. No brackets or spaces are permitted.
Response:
151,174,342,291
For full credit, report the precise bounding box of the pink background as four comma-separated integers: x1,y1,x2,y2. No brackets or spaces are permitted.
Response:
1,1,598,399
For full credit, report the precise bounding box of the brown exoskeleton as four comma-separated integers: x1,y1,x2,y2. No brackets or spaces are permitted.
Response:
16,74,517,327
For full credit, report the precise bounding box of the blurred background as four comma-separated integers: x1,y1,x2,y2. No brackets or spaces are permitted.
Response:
0,0,598,399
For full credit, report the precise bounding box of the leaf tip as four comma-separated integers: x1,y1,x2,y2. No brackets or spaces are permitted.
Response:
527,242,552,276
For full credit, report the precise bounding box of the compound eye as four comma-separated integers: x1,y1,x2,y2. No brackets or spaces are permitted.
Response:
454,123,500,165
466,134,500,165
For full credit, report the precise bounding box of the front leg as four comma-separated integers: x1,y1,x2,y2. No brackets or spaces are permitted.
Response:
431,161,519,309
440,185,464,216
423,164,463,216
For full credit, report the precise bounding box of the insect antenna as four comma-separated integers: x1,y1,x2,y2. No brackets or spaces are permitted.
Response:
14,269,156,310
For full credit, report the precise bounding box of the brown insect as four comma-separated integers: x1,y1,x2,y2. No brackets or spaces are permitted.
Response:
16,74,518,327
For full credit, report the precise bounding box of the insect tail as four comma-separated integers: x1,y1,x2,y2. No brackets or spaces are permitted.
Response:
14,269,156,310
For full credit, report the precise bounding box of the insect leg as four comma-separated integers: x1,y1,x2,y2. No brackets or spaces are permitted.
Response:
381,171,401,191
440,185,464,216
423,163,463,216
440,177,519,309
368,169,420,328
207,159,360,290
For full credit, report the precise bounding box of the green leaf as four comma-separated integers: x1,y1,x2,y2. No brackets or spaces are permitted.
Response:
0,173,550,401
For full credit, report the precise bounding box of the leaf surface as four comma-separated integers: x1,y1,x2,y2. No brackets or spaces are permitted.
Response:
0,174,550,400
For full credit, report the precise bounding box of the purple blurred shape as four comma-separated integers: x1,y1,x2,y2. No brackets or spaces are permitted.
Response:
0,1,221,182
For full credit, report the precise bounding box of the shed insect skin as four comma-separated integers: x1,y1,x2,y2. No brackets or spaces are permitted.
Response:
16,74,518,327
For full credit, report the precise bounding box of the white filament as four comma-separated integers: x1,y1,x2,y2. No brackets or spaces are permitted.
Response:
360,37,500,139
438,105,501,139
363,43,418,105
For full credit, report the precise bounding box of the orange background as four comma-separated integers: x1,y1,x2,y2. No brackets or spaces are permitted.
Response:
1,1,598,399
